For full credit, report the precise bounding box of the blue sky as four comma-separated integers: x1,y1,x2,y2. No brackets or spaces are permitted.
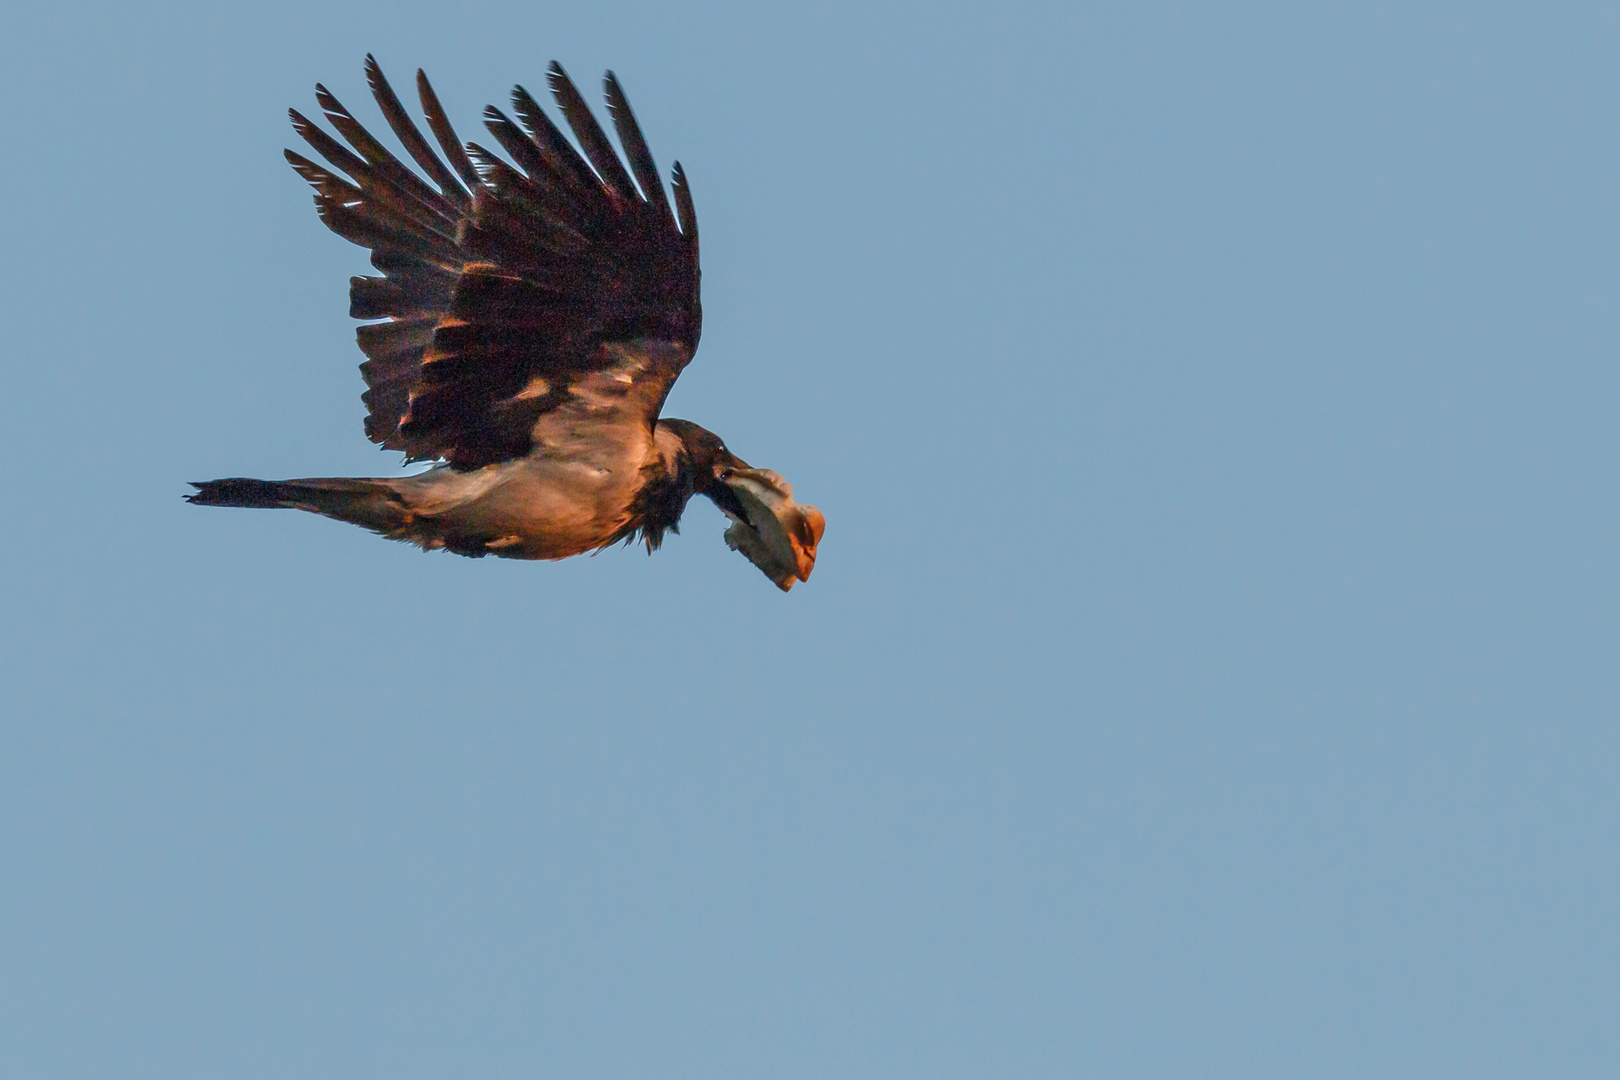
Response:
3,2,1618,1076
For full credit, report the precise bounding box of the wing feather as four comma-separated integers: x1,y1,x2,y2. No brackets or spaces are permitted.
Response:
363,55,472,210
313,83,460,226
285,58,702,470
604,71,675,228
479,105,594,227
511,84,607,207
284,147,456,249
672,160,697,241
348,273,453,319
547,62,638,204
415,69,482,193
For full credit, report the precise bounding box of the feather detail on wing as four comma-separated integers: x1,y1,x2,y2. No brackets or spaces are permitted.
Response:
287,56,702,469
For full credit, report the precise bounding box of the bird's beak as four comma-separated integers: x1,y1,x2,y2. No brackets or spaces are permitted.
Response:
717,467,825,591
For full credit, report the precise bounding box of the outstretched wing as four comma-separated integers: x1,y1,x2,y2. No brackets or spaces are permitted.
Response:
287,56,702,470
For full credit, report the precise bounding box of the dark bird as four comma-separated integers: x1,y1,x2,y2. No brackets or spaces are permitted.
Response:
188,57,823,590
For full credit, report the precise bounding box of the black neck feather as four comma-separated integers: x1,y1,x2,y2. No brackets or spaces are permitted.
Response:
629,447,702,551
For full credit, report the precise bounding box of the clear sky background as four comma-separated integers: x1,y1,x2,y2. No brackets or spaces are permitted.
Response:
3,2,1617,1077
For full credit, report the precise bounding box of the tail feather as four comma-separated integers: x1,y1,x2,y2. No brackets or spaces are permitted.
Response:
187,477,413,536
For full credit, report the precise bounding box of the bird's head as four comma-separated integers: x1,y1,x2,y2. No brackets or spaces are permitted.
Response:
667,420,825,591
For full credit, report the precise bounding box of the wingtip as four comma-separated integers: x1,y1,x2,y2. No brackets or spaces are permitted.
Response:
600,72,627,122
314,82,352,121
288,107,320,138
546,60,572,97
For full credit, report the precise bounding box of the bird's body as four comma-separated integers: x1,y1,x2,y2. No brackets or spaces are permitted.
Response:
204,382,687,560
189,57,823,589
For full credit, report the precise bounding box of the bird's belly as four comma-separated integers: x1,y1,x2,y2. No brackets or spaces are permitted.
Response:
398,457,643,559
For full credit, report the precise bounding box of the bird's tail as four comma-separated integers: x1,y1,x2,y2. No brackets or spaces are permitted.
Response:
186,477,414,537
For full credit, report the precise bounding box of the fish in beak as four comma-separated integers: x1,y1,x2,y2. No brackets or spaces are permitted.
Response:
717,467,825,591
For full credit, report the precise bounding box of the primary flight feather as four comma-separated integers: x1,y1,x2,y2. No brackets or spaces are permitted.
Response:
188,56,823,590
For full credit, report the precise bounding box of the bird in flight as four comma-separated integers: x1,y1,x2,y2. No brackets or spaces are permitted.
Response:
188,56,823,590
